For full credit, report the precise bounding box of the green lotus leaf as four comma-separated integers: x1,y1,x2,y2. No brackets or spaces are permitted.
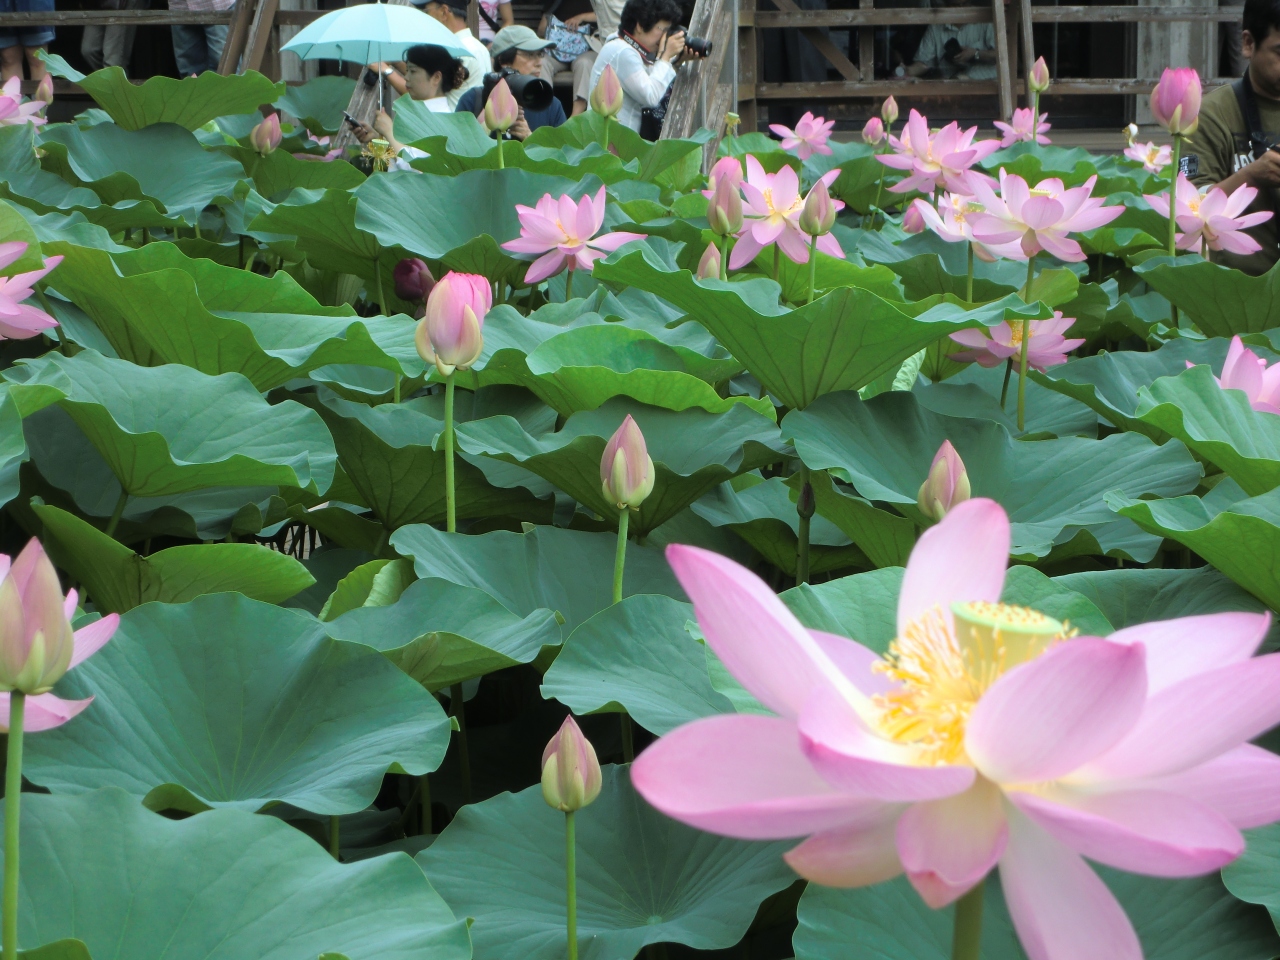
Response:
26,592,449,814
224,144,365,199
800,468,916,568
541,593,733,733
860,230,1028,301
594,243,1045,410
393,100,500,157
0,383,28,510
1134,363,1280,496
805,140,894,214
784,390,1202,561
37,123,244,224
523,108,711,184
5,350,335,496
794,870,1278,960
454,398,786,536
15,205,128,255
18,941,90,960
31,501,314,612
389,523,684,635
274,75,357,136
1219,824,1280,937
0,788,471,959
317,556,415,620
1135,254,1280,336
914,362,1100,439
44,53,282,130
739,244,905,305
419,765,794,960
323,576,561,690
0,126,133,229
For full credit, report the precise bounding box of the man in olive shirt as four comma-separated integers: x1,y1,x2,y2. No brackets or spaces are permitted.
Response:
1184,0,1280,273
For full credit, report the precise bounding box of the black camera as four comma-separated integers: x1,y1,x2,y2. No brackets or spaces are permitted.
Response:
943,36,962,63
482,67,554,113
668,26,712,58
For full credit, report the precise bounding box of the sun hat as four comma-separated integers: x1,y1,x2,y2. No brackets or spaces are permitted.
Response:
490,24,554,57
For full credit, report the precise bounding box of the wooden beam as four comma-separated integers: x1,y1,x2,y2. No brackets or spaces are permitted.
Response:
752,79,1000,98
1018,0,1034,108
243,0,281,74
991,0,1012,119
766,0,862,81
747,8,990,27
661,0,728,141
217,0,257,74
0,9,232,23
1032,5,1241,21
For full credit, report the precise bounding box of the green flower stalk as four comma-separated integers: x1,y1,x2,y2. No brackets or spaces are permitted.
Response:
542,716,602,960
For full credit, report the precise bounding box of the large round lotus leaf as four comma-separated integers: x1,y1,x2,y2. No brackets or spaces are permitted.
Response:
784,390,1202,561
323,577,561,691
0,383,27,511
859,228,1028,300
275,75,357,135
4,349,336,496
541,593,733,734
794,869,1279,960
1222,824,1280,931
0,126,125,227
226,144,365,199
1136,254,1280,337
2,788,471,960
454,397,787,536
389,523,684,635
524,109,709,185
801,468,917,568
913,361,1099,439
419,765,794,960
594,242,1047,410
26,593,449,814
37,123,243,224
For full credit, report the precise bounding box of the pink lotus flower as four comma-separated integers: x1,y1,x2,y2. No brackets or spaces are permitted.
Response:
704,156,743,198
590,64,623,119
542,715,602,812
916,440,970,522
502,186,644,284
878,109,1001,196
1028,56,1051,94
250,113,282,155
798,178,837,237
881,96,899,126
601,413,654,510
862,117,885,146
416,271,489,375
1124,140,1173,174
1195,335,1280,416
949,311,1084,371
902,203,925,233
484,77,519,133
1151,67,1201,137
1144,175,1272,255
34,74,53,110
0,539,119,729
707,173,743,237
633,498,1280,960
697,242,721,280
0,76,46,127
993,108,1051,148
967,170,1124,262
770,111,834,161
910,193,1024,261
729,156,844,269
393,257,435,301
0,242,62,340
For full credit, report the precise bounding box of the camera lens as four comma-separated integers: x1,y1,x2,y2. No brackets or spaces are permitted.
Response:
684,35,711,56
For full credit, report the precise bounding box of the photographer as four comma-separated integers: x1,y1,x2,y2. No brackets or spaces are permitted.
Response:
456,25,567,139
901,0,997,80
352,44,472,165
588,0,686,137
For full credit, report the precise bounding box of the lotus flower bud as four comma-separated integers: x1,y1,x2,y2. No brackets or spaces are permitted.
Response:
798,179,837,237
250,113,282,156
590,64,624,120
917,440,971,522
34,74,53,112
1150,67,1201,137
902,201,926,233
394,257,436,302
1029,56,1051,94
707,155,743,194
697,242,721,280
1123,122,1139,146
0,539,76,695
862,116,885,145
416,271,490,376
484,77,519,133
707,174,743,237
542,715,602,813
601,414,655,510
881,95,899,126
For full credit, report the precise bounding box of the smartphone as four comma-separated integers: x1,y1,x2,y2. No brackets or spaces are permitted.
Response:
343,111,361,129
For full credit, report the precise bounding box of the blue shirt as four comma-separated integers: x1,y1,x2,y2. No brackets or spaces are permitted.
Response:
455,86,566,132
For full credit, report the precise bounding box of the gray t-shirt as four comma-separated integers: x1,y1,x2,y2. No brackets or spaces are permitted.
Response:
913,23,997,81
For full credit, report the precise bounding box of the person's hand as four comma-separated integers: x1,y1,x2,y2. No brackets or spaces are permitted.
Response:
509,107,531,142
563,13,588,27
957,46,978,63
1246,150,1280,188
659,29,686,62
372,109,394,140
352,121,377,144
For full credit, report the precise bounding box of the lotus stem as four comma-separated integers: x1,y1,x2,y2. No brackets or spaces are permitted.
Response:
602,119,610,153
450,683,472,803
951,883,984,960
613,508,629,605
141,227,149,245
1017,255,1035,432
496,134,505,169
444,375,456,534
564,269,574,302
393,373,401,404
773,245,780,284
329,815,340,860
1168,135,1182,258
419,774,432,834
871,141,887,226
806,235,818,305
565,810,579,960
3,692,24,960
1000,357,1013,408
796,463,813,586
719,235,729,282
374,256,388,316
105,489,128,539
966,242,974,302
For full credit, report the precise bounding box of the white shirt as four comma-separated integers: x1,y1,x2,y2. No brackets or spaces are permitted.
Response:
449,28,492,109
588,36,676,134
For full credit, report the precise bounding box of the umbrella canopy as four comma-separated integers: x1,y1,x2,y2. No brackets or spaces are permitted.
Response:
282,3,470,63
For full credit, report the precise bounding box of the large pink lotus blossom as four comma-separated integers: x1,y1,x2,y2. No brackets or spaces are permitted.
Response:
1193,335,1280,416
0,76,46,127
967,170,1124,262
770,111,835,161
994,108,1051,148
949,311,1084,371
0,242,62,340
910,193,1024,261
502,185,644,284
1124,140,1172,174
729,156,844,269
878,109,1001,196
1144,175,1272,255
416,271,489,376
0,539,119,731
633,499,1280,960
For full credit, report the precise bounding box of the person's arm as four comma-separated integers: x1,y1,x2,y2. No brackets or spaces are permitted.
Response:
906,26,939,75
1191,109,1280,195
499,0,515,27
610,40,681,109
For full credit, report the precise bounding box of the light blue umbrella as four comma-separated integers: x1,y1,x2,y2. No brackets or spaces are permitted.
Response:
282,3,470,63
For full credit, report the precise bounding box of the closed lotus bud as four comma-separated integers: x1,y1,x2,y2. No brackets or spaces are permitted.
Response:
250,113,282,155
917,440,971,522
416,271,490,376
590,64,624,119
601,414,655,510
798,179,837,237
542,715,602,813
697,241,721,280
484,77,519,133
862,116,885,145
881,95,899,126
1150,67,1201,137
707,174,743,237
902,201,926,233
0,539,76,696
34,74,53,111
1029,56,1051,94
707,155,743,194
394,257,436,301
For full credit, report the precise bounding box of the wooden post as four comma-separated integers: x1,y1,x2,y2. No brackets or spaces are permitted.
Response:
738,0,757,131
1019,0,1034,106
991,0,1013,119
858,0,874,85
242,0,282,73
217,0,257,74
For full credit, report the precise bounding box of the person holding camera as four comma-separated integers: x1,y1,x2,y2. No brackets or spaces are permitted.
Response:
456,25,567,138
351,43,472,166
587,0,687,137
901,0,997,80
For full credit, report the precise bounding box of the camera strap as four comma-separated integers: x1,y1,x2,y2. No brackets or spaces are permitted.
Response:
477,2,501,33
619,30,657,65
1233,69,1273,159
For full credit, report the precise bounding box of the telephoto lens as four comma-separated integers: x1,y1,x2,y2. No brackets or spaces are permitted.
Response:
483,68,554,112
683,35,712,56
